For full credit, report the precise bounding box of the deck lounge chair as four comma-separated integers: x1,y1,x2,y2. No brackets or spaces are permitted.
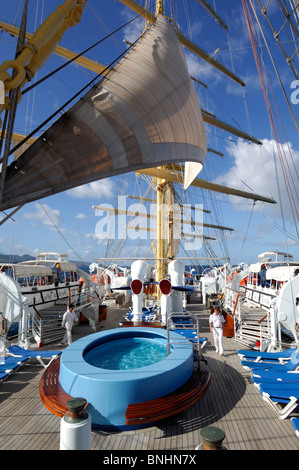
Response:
125,312,156,322
291,418,299,437
0,355,29,373
257,382,299,419
251,370,299,387
173,329,207,349
171,315,193,325
241,350,299,373
7,345,62,368
237,348,296,363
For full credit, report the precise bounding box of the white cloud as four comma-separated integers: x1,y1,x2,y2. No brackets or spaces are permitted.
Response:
22,203,62,227
123,15,145,43
66,179,114,199
76,213,87,219
216,138,299,221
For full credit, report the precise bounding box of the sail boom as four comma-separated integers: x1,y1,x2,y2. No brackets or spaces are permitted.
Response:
176,32,245,86
136,168,276,204
0,20,107,76
126,226,216,239
93,206,233,231
117,0,245,86
195,0,229,31
128,195,211,212
202,110,262,145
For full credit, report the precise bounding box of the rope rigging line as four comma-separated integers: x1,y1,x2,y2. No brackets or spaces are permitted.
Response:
21,11,146,95
237,201,256,266
251,0,299,131
38,201,84,262
6,19,151,162
243,0,299,236
256,0,299,78
247,2,299,185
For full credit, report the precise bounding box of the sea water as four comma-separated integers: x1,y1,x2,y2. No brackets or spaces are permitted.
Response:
84,337,168,370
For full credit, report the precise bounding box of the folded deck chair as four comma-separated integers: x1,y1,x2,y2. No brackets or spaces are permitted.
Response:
237,348,296,363
0,355,29,373
173,329,207,349
171,316,194,326
258,382,299,419
241,350,299,373
7,345,62,368
125,312,156,321
291,418,299,437
251,371,299,388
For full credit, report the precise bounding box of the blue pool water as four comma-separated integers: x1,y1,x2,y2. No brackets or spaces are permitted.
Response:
84,337,168,370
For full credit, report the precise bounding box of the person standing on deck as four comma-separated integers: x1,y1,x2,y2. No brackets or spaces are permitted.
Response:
61,303,78,345
209,306,226,356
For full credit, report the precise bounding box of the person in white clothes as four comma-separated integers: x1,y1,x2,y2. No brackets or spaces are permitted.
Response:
209,306,226,355
61,303,78,345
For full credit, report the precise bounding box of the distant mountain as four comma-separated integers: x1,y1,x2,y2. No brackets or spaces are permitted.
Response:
0,253,35,263
0,253,92,274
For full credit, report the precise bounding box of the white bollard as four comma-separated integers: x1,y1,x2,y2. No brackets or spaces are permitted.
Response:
130,260,148,322
60,398,91,450
169,260,184,313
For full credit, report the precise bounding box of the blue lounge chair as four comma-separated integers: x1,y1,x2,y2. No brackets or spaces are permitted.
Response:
241,350,299,373
251,370,299,388
173,329,207,349
237,348,296,363
257,382,299,419
0,355,29,373
7,345,62,368
171,315,193,324
291,418,299,437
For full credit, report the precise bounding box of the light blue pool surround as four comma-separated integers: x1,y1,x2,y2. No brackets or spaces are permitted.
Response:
59,327,194,430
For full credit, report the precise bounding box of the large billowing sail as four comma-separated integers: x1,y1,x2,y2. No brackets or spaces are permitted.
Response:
0,14,207,211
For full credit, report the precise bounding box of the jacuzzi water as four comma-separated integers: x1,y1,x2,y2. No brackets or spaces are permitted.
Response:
84,337,168,370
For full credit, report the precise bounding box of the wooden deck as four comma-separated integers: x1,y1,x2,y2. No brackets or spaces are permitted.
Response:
0,294,298,450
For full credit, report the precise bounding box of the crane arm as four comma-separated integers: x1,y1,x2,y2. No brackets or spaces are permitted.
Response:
0,0,86,126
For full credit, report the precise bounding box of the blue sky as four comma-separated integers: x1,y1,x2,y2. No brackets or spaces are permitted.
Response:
0,0,298,267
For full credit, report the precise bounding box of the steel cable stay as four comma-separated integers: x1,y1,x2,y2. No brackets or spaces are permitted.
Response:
249,0,299,132
248,18,299,204
255,0,299,78
21,9,148,96
243,0,299,240
237,200,256,266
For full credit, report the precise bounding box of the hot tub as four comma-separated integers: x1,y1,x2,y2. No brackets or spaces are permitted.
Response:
59,327,194,430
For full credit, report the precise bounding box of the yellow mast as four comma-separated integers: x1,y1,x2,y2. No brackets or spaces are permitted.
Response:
154,0,166,283
156,174,166,282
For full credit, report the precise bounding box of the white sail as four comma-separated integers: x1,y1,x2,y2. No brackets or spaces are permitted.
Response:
0,15,206,211
184,161,203,190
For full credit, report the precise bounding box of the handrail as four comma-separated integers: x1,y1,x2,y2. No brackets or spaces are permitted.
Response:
231,292,245,316
33,297,42,320
166,312,201,356
258,312,269,324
